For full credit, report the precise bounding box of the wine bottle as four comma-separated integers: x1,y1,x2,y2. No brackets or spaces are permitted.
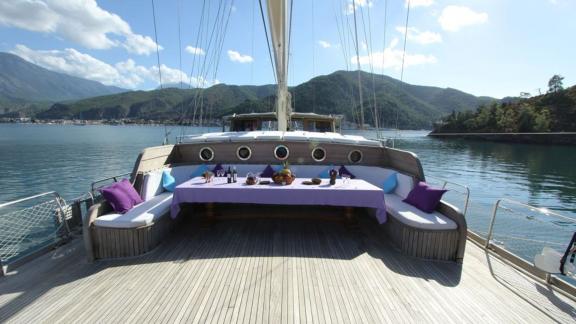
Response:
227,167,232,183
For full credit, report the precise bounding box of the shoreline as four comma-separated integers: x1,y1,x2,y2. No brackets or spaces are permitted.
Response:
428,132,576,145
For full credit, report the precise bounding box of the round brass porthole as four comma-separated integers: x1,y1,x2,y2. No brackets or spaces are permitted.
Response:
236,146,252,161
199,147,215,162
274,145,290,161
311,147,326,162
348,150,363,164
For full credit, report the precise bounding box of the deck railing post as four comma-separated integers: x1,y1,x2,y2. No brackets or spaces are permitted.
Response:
485,199,502,249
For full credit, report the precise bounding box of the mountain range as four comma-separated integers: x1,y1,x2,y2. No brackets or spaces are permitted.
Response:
0,52,124,108
0,52,498,129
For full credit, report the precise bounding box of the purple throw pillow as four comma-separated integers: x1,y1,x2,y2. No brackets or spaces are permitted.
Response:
338,165,356,179
100,183,134,214
403,181,447,213
261,165,276,178
212,163,224,173
117,179,143,205
99,179,143,214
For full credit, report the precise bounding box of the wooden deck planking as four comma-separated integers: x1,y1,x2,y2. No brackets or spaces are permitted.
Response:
1,216,575,324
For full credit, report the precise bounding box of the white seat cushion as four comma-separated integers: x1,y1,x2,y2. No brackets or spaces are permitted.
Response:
384,193,457,230
95,192,173,229
141,168,171,201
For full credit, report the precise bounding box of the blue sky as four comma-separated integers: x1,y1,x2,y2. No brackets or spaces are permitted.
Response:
0,0,574,98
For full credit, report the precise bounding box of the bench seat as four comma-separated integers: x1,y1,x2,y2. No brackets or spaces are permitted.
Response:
94,192,173,228
384,194,457,230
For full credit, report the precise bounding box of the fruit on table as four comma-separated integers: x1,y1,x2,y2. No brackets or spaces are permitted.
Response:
278,168,292,176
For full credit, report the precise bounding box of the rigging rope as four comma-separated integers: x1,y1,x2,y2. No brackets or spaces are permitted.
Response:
311,0,316,113
400,0,411,82
258,0,277,83
380,0,388,131
151,0,170,144
397,0,412,135
250,0,256,83
176,0,185,138
151,0,163,89
360,5,379,133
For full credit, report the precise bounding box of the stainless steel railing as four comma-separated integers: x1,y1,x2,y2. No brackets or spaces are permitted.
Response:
483,198,576,287
90,172,132,199
426,175,471,216
485,198,576,251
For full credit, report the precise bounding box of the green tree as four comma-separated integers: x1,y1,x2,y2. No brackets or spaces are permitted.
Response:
548,75,564,93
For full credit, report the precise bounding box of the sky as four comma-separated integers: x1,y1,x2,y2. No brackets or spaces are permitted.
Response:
0,0,574,99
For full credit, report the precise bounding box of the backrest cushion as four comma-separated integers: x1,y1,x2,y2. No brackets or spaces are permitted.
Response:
190,164,209,178
395,173,415,199
318,165,335,179
141,168,169,201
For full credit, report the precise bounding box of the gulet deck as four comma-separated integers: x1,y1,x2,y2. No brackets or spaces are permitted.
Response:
1,215,575,323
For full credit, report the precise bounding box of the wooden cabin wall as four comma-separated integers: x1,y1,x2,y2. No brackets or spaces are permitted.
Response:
173,142,388,166
129,143,427,183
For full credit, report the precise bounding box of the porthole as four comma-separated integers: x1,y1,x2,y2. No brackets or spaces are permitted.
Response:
199,147,215,162
311,147,326,162
236,146,252,161
274,145,290,161
348,150,363,164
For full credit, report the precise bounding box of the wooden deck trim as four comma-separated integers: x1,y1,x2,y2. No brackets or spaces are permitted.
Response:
382,214,461,261
84,201,173,261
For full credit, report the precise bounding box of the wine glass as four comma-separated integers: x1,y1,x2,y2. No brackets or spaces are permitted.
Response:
341,174,351,185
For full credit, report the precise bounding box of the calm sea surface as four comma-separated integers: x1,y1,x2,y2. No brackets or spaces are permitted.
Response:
1,124,575,258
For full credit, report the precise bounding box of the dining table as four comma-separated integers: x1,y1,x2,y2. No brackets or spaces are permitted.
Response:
170,177,388,223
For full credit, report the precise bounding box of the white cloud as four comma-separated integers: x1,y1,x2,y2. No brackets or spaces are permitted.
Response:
0,0,159,55
227,50,253,63
318,40,331,48
12,44,131,87
351,37,437,70
395,27,442,45
185,46,206,55
408,0,434,8
438,6,488,32
11,44,217,89
345,0,373,15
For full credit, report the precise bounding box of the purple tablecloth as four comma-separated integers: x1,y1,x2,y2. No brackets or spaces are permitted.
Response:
171,177,387,223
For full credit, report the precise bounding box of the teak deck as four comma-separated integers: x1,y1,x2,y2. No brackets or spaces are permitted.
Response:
1,215,575,323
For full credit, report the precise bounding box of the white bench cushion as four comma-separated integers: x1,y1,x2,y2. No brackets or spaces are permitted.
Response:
141,168,169,201
95,192,173,228
384,193,457,230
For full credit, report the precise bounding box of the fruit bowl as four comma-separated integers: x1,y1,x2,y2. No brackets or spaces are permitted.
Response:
272,168,296,185
272,174,296,185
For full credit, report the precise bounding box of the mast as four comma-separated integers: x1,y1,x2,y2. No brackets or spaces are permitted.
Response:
266,0,292,131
